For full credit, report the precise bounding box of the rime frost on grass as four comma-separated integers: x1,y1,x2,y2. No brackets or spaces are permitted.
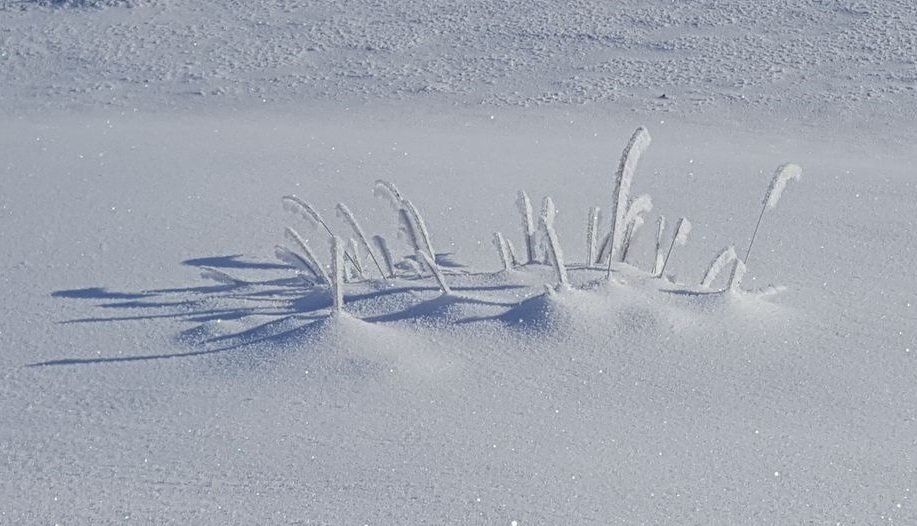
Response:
373,179,405,210
745,163,803,265
419,251,451,295
336,202,386,279
275,246,320,282
283,195,361,270
585,206,600,267
282,227,330,283
493,232,512,271
403,200,437,262
331,236,345,313
764,164,803,209
540,197,569,287
606,126,651,264
372,235,396,278
621,217,644,263
347,238,364,279
652,216,667,277
273,128,800,307
505,239,520,267
403,257,424,279
657,217,692,279
727,258,747,293
516,190,537,264
282,195,332,236
620,194,653,263
397,208,424,256
701,245,738,289
375,180,438,268
674,218,692,245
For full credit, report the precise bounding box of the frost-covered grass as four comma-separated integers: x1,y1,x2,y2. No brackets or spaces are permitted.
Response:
266,127,800,324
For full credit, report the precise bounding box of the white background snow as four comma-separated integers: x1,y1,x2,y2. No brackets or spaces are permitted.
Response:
2,1,916,524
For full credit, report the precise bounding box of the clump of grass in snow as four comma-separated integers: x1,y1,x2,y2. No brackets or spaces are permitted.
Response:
273,128,801,310
375,180,442,280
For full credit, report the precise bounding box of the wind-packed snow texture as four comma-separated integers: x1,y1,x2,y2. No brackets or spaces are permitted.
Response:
3,1,917,525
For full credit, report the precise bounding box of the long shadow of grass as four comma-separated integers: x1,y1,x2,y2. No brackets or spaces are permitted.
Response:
37,254,529,367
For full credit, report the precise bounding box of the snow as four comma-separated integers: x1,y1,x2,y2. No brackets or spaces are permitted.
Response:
2,1,917,524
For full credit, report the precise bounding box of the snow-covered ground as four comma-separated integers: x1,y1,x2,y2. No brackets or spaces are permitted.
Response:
2,1,916,524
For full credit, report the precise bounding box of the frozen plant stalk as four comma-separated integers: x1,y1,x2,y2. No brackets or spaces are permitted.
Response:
373,179,405,210
505,239,519,267
374,180,438,264
745,163,802,266
619,194,653,263
372,235,396,278
517,190,537,264
727,258,747,293
283,195,359,270
419,251,451,295
331,236,344,314
283,227,330,283
655,217,691,279
347,238,364,280
605,127,651,263
397,208,424,256
336,203,386,279
540,197,569,287
585,206,600,267
493,232,512,271
620,217,645,264
282,195,333,237
652,216,667,277
701,245,737,289
275,246,322,282
403,200,437,263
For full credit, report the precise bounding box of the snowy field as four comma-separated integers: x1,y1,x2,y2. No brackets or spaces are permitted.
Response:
2,1,916,524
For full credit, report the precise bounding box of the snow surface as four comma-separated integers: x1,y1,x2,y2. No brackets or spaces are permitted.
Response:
2,1,917,524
